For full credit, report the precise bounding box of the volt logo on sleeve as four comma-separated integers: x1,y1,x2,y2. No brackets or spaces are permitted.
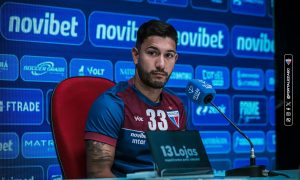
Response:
0,2,86,45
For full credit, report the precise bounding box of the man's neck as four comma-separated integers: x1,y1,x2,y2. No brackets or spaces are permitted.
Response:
133,76,162,103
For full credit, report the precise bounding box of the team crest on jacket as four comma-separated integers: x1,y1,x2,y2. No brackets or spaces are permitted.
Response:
167,110,180,128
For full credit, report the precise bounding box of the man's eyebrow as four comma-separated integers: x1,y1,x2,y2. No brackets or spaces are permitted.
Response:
146,46,177,53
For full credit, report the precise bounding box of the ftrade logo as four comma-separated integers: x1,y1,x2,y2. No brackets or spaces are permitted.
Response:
232,26,274,59
0,88,43,125
69,58,113,80
167,19,229,56
22,132,56,158
20,55,67,82
89,11,157,49
0,2,85,45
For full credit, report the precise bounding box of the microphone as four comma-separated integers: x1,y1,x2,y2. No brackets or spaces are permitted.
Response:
185,79,267,177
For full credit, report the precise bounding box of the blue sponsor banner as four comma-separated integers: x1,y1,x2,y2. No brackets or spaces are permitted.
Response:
266,131,275,152
233,95,267,125
210,159,231,176
231,0,266,16
167,19,229,56
234,157,269,169
46,89,53,125
265,69,275,91
0,54,19,81
0,2,85,45
22,132,56,158
115,61,135,82
20,55,67,83
195,65,229,89
70,58,113,80
232,67,264,91
47,164,62,180
233,131,265,153
269,96,275,126
200,131,231,154
0,132,19,159
191,0,228,12
89,11,157,49
148,0,188,7
0,88,43,125
192,94,230,126
232,26,274,59
166,64,193,88
0,166,44,180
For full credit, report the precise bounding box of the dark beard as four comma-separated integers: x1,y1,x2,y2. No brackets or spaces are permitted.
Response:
136,61,170,89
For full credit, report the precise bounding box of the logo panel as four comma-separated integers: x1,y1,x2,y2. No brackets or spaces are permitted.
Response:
231,0,266,16
0,2,86,45
233,131,265,153
200,131,231,154
265,69,275,91
22,132,56,158
0,132,19,159
0,54,19,81
232,26,274,59
191,0,228,12
147,0,188,7
195,65,229,89
89,11,157,49
192,94,230,126
233,95,267,126
167,19,229,56
0,88,43,125
20,55,67,82
266,131,275,152
166,64,193,88
0,166,44,180
232,67,264,91
47,164,62,180
70,58,113,80
115,61,135,82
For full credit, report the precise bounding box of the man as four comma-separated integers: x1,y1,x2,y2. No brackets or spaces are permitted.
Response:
85,19,189,178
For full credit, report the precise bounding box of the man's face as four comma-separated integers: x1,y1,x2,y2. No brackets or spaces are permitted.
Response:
133,36,178,89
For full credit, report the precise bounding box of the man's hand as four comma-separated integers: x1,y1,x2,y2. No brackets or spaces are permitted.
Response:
85,140,116,178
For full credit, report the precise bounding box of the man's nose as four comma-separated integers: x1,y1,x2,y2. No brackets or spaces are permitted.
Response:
155,55,165,69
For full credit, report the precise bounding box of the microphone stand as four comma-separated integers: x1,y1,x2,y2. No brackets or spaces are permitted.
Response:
209,101,267,177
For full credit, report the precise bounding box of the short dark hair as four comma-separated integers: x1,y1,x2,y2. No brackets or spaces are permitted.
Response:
135,20,178,49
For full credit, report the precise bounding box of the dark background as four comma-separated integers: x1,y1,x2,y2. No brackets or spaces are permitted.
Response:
275,0,300,170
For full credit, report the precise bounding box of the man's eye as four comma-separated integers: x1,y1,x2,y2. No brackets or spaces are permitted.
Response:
165,53,175,58
165,53,176,60
147,51,158,56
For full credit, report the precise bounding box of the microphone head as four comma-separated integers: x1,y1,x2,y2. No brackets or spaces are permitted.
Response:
185,79,216,105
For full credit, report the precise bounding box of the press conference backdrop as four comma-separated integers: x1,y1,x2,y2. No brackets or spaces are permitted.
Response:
0,0,275,179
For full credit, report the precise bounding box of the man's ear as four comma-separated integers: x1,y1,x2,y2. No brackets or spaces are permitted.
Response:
132,47,139,65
